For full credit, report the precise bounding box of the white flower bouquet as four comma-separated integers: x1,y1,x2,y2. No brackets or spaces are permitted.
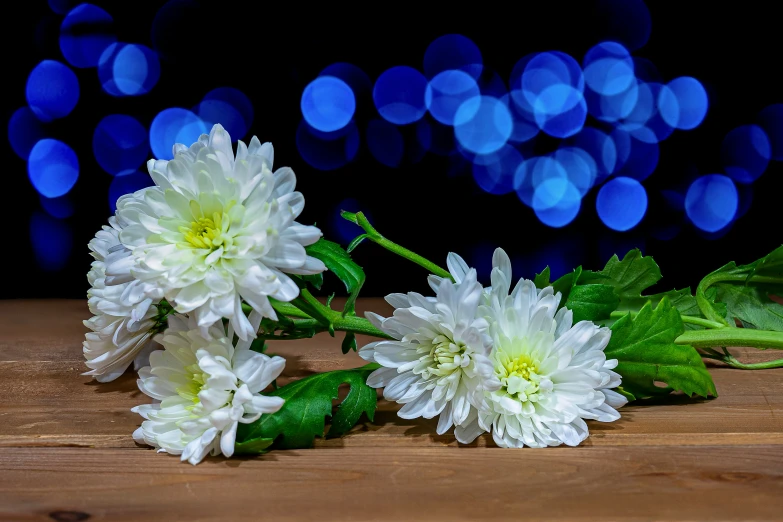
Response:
84,123,783,464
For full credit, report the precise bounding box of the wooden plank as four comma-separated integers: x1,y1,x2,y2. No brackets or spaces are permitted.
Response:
1,446,782,521
1,301,783,450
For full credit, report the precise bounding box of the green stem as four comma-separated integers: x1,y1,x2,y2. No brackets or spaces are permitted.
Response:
257,315,393,341
342,211,453,280
721,357,783,370
610,311,724,329
675,328,783,350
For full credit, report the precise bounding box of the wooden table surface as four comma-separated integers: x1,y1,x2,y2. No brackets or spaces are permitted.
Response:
1,299,783,521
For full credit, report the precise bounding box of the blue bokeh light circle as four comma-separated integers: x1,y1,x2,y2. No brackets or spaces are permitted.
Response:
109,171,155,212
197,87,254,141
301,76,356,133
8,107,47,160
26,60,80,122
59,4,116,68
565,127,617,182
149,108,208,160
366,119,404,167
532,177,582,228
31,212,72,271
596,177,647,231
454,95,513,154
658,77,708,130
28,139,79,198
613,131,659,181
40,195,75,219
721,125,771,184
98,43,161,96
756,104,783,161
471,145,522,195
423,34,483,80
685,175,738,232
589,80,639,123
583,41,634,96
553,147,597,196
296,120,360,171
533,85,587,138
425,70,481,125
373,66,428,125
93,115,149,176
514,156,568,207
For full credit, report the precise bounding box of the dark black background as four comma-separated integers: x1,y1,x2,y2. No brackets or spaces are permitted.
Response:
3,0,781,299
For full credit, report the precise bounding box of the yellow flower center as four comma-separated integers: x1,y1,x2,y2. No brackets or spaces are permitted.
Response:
176,362,208,405
493,337,548,401
417,334,468,378
181,213,225,250
503,354,538,381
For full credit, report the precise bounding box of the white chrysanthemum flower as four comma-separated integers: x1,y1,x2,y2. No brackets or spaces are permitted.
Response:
84,217,167,382
359,264,500,442
461,249,627,448
117,123,326,341
132,314,285,465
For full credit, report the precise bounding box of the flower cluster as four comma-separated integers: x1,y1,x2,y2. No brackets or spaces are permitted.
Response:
361,249,626,448
84,121,634,465
84,124,324,463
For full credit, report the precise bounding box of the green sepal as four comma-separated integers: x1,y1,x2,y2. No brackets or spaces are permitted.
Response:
305,239,366,317
341,332,357,354
301,272,324,291
533,266,551,289
236,364,379,449
233,437,275,455
606,298,717,400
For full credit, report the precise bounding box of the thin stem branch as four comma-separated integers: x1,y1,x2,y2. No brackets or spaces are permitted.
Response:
341,211,453,280
721,357,783,370
675,328,783,350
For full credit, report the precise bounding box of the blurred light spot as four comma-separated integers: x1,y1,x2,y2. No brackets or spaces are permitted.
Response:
98,43,160,96
31,212,72,271
596,177,647,231
477,69,508,98
514,156,567,207
553,147,597,196
521,52,584,101
594,0,652,51
332,198,371,244
8,107,47,160
151,0,204,62
301,76,355,133
423,34,483,80
502,92,539,143
425,70,480,125
93,115,149,176
59,4,115,68
26,60,79,121
534,85,587,138
366,119,404,167
617,81,653,131
565,127,617,182
109,171,154,212
658,77,708,130
685,175,738,232
48,0,82,14
614,131,659,181
296,120,359,171
520,52,585,138
320,63,373,105
197,87,254,141
373,66,427,125
40,195,74,219
471,145,522,195
149,108,208,160
583,41,634,96
533,177,582,228
621,82,675,143
721,125,770,184
454,96,512,154
756,104,783,161
28,139,79,198
588,80,638,123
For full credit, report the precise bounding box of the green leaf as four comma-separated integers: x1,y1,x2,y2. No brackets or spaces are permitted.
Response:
533,266,551,289
605,298,717,400
747,245,783,281
233,437,274,455
301,272,324,291
716,284,783,331
305,239,366,317
565,284,619,323
235,365,379,449
582,249,662,311
551,266,583,303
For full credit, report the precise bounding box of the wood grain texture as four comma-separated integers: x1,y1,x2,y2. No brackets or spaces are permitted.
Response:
1,299,783,521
